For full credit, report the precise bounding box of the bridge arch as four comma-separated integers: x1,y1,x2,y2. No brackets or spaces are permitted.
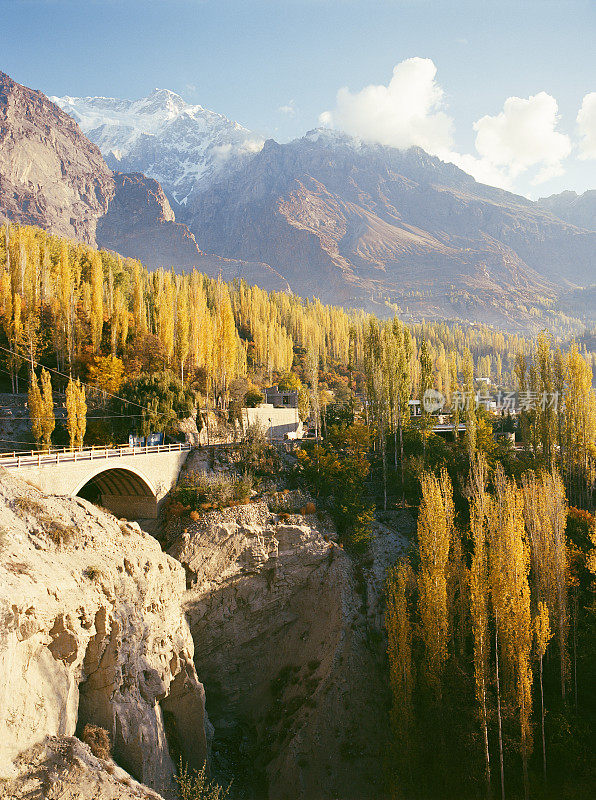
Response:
74,465,158,520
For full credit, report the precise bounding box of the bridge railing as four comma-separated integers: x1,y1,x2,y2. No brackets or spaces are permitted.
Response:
0,442,191,469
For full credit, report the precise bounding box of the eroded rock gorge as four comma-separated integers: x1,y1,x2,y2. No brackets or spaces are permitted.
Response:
0,467,410,799
167,500,410,799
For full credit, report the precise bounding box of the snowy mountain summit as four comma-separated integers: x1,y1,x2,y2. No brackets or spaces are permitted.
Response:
52,88,264,205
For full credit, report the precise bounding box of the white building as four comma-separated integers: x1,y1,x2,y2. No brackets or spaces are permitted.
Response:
243,387,303,440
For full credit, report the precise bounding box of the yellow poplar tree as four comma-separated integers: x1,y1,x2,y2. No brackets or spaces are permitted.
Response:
40,368,55,448
28,371,43,447
386,559,415,781
75,379,87,449
489,466,533,800
534,601,553,783
90,251,104,352
213,279,238,406
175,279,190,382
417,469,453,700
66,377,77,450
66,377,87,449
522,471,568,700
469,454,491,796
462,348,476,458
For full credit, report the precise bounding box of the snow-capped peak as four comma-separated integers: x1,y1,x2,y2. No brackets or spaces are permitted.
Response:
51,89,264,204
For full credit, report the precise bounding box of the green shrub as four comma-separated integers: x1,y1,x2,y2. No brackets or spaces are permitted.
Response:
174,471,253,512
83,566,102,580
297,422,374,549
235,423,281,481
176,760,230,800
244,389,264,407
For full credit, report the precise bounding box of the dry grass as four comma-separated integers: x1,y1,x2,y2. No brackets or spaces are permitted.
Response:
81,723,111,760
13,496,77,546
14,496,46,516
45,520,77,545
118,521,133,535
83,565,102,580
3,561,31,575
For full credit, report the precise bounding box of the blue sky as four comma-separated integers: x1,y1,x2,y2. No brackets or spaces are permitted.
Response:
2,0,595,198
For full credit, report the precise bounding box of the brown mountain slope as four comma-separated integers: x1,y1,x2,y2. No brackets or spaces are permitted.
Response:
537,189,596,232
0,71,287,291
98,172,291,290
0,70,113,243
184,131,595,323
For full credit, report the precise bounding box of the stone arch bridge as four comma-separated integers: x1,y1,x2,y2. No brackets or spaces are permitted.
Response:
0,443,191,519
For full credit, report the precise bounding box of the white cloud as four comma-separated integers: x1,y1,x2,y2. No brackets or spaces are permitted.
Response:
577,92,596,159
212,143,233,161
213,138,264,162
471,92,571,185
279,99,296,116
319,110,332,127
320,59,574,191
319,57,454,156
447,153,514,191
241,137,265,154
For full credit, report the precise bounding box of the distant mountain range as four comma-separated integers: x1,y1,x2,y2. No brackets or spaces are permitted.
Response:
53,90,264,206
0,72,287,289
537,190,596,231
2,73,595,330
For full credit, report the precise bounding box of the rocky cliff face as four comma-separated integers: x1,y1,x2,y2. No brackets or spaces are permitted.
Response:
0,71,204,268
52,89,264,206
0,455,413,800
97,172,290,288
1,737,166,800
168,500,411,799
0,71,113,244
96,172,204,269
185,131,596,323
537,189,596,231
0,469,208,799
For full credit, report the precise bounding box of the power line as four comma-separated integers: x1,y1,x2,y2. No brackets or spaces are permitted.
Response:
0,343,165,414
0,413,173,420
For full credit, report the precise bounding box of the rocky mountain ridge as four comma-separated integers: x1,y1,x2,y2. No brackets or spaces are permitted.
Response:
53,84,595,325
53,89,265,206
186,130,595,324
537,189,596,232
3,70,595,328
0,71,279,285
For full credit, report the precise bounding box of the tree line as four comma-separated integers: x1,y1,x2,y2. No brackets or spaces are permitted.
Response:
2,222,583,407
386,458,595,800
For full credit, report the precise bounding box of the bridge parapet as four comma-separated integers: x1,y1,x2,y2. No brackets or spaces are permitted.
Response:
1,443,191,520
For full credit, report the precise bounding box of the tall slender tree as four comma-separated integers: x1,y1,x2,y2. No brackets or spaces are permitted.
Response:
40,368,55,449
